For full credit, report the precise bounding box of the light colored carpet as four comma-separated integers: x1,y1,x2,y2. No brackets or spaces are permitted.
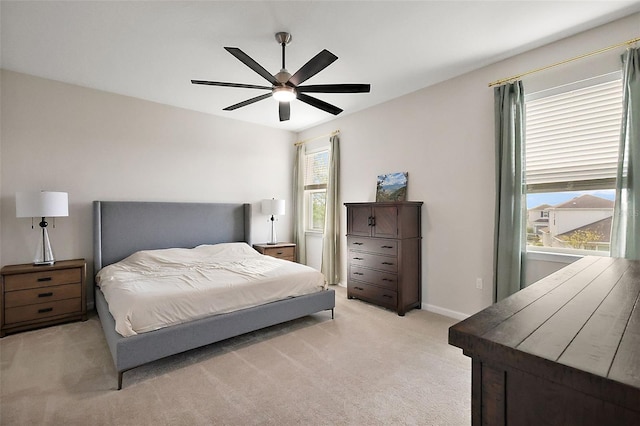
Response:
0,286,470,425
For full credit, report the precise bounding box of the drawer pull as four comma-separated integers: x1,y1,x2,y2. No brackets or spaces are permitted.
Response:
382,294,393,299
353,257,364,260
352,242,363,246
353,272,364,276
354,286,364,291
382,278,394,282
38,292,54,298
276,251,283,255
37,277,53,282
380,245,394,249
381,262,394,265
38,307,53,314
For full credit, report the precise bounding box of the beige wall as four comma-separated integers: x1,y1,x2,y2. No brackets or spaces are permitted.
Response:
1,12,637,318
298,13,640,318
0,71,296,306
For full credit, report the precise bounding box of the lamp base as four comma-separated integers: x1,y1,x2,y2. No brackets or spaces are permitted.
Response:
267,215,278,245
33,222,56,265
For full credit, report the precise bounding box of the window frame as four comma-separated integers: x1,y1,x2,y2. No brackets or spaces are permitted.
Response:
303,147,330,233
524,72,622,256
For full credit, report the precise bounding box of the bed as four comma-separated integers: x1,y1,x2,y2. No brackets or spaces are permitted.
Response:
93,201,335,390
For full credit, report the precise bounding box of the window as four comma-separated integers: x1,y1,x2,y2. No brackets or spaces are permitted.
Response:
304,149,329,232
524,73,622,254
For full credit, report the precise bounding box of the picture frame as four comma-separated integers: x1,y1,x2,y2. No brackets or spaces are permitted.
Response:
376,172,408,202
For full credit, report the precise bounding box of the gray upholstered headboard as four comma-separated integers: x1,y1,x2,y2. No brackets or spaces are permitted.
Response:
93,201,252,271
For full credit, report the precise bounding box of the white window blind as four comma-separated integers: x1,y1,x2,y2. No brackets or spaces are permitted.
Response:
304,150,329,190
525,78,623,192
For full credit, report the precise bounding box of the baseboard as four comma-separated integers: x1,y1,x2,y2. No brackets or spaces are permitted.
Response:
422,303,469,321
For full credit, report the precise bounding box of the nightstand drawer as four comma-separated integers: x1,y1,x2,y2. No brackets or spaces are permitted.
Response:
4,283,81,308
264,246,295,259
4,268,81,291
5,298,82,324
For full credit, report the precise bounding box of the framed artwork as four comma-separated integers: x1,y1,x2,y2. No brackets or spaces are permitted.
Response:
376,172,408,202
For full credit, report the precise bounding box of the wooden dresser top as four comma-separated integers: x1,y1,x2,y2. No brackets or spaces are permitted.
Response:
449,256,640,410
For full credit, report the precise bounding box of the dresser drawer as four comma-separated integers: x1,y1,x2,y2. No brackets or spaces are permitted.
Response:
348,282,397,310
348,252,398,272
4,283,81,309
4,268,82,291
347,237,397,256
350,266,397,290
5,298,82,325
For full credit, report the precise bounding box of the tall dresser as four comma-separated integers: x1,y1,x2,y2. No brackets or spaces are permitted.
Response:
344,201,423,316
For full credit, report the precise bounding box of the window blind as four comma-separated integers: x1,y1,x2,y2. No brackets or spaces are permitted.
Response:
304,150,329,190
525,78,623,192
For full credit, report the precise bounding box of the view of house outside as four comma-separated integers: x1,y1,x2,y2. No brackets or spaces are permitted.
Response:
526,189,615,252
305,150,329,231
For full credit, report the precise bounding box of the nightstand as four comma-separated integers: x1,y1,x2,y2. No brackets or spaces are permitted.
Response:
0,259,87,337
253,243,296,262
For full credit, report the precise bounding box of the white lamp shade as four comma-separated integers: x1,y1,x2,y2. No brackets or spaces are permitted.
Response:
16,191,69,218
261,199,285,216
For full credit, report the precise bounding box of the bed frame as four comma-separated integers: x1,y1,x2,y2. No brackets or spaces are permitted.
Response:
93,201,335,390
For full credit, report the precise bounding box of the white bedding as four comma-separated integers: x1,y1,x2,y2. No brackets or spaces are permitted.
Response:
96,242,327,337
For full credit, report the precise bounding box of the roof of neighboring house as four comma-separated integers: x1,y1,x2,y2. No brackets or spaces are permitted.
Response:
529,203,552,211
558,216,613,242
552,194,614,209
533,218,549,224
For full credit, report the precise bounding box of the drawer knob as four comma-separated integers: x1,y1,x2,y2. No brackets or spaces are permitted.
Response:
38,307,53,314
38,292,54,298
37,277,52,282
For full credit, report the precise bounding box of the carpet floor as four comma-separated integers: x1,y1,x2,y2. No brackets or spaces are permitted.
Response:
0,286,470,425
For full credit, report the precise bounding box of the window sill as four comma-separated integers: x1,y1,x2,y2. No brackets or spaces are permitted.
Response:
526,246,609,263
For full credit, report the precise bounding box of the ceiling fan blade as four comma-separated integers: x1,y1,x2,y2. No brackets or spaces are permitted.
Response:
297,84,371,93
225,47,278,85
288,49,338,86
191,80,271,90
279,102,290,122
223,93,272,111
297,93,343,115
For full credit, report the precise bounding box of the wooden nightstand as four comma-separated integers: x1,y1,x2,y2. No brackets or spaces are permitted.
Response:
253,243,296,262
0,259,87,337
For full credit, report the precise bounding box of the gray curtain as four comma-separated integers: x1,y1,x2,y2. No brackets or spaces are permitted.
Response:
494,81,526,302
321,135,340,284
611,47,640,260
292,144,306,263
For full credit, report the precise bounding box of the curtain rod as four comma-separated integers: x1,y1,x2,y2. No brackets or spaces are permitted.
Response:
294,130,340,146
488,36,640,88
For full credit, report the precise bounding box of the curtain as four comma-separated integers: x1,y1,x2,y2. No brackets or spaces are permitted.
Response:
292,144,306,263
321,134,340,284
494,81,526,302
611,47,640,260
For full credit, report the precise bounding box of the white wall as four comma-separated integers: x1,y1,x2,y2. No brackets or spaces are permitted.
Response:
297,13,639,319
0,70,296,306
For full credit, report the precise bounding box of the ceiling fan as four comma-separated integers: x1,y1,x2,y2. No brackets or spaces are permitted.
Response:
191,32,371,122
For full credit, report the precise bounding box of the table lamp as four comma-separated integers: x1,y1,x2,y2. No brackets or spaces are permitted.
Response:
16,191,69,265
261,198,285,245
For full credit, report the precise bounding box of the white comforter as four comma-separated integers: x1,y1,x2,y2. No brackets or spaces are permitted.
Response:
96,242,327,337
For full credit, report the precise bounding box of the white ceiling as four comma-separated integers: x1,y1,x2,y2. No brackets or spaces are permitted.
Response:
2,1,639,132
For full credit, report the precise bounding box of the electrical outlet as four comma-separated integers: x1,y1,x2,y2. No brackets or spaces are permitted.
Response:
476,278,483,290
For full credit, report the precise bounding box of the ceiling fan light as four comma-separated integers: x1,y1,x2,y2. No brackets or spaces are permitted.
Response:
272,86,296,102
